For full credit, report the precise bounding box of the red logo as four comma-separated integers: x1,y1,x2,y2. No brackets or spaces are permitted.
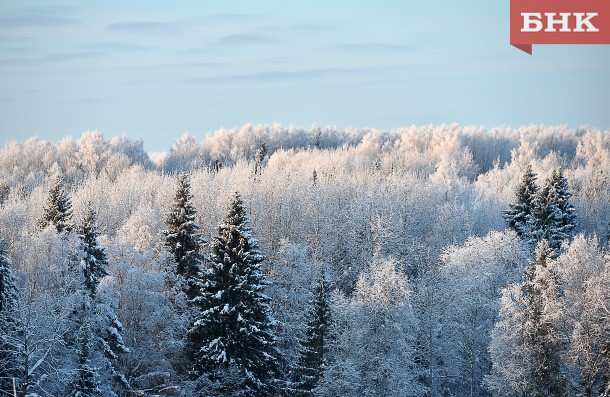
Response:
510,0,610,54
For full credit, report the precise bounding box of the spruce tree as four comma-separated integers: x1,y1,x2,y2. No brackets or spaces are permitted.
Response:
531,169,577,251
76,207,130,395
164,173,205,301
546,169,576,249
505,165,538,241
39,175,73,233
71,320,101,397
0,239,21,397
290,268,330,397
80,206,110,298
520,240,567,396
189,192,282,396
489,240,567,396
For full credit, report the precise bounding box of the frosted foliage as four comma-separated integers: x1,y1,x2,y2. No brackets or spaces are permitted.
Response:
354,258,411,307
0,124,608,395
319,257,425,397
437,231,528,397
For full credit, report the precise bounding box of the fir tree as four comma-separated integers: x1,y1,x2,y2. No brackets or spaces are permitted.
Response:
80,206,110,298
189,192,282,396
531,169,577,251
520,241,567,396
76,207,130,395
0,239,22,397
71,321,101,397
290,268,330,397
505,165,538,241
39,175,73,233
546,169,576,248
487,240,567,396
164,173,205,301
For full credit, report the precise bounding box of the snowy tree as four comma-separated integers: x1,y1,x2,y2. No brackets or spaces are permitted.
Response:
80,206,110,297
531,169,576,250
504,165,538,242
254,142,268,175
290,268,330,396
318,256,425,397
73,208,130,396
188,192,282,396
438,231,527,397
556,235,609,396
0,238,21,397
39,175,73,233
71,320,101,397
164,173,206,302
487,240,567,396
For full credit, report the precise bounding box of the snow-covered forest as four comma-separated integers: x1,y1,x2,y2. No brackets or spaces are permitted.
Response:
1,124,609,397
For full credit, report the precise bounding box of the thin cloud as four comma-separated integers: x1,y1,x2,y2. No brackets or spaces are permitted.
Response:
106,21,179,34
206,13,259,21
41,51,101,62
0,14,77,27
1,51,101,65
292,22,335,32
84,42,148,52
217,34,276,46
186,66,393,84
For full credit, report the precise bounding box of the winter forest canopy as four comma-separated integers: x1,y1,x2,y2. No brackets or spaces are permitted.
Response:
0,123,609,397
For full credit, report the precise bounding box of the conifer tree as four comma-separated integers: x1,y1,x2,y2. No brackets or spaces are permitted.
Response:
189,192,282,396
520,241,567,396
80,206,110,298
71,320,101,397
76,207,130,395
290,268,330,397
505,165,538,241
545,169,576,248
487,240,567,396
39,175,73,233
531,169,577,251
0,238,22,397
164,173,205,301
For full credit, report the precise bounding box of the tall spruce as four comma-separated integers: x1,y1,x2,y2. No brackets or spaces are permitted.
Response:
80,206,110,298
71,320,101,397
505,165,538,241
290,268,330,397
0,238,22,397
76,207,130,395
39,175,73,233
164,173,205,301
531,169,577,251
488,240,567,396
520,241,567,396
189,192,282,396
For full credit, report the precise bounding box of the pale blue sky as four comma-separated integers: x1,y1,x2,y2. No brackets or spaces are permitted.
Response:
1,1,609,152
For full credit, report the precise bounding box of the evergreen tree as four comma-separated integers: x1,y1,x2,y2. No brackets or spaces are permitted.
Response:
505,165,538,241
80,206,110,298
71,320,101,397
76,207,130,396
487,240,567,396
290,268,330,397
164,173,205,301
39,175,73,233
520,241,567,396
0,239,22,397
531,169,577,251
189,192,282,396
546,169,577,248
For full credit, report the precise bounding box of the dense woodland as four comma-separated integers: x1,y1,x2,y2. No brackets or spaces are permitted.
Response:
0,124,609,397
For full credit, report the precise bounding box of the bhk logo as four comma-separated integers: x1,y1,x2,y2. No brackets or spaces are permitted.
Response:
510,0,610,54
